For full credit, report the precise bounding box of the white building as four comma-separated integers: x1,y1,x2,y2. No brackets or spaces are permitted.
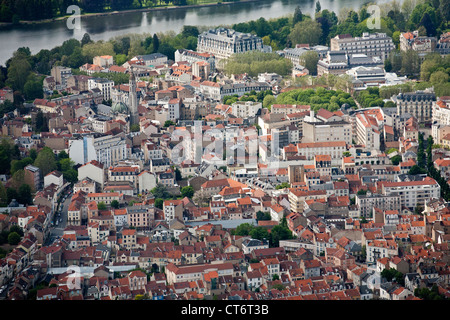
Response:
355,112,381,152
69,134,128,168
44,171,63,189
197,28,265,62
78,160,106,190
330,32,395,61
88,78,114,101
230,101,262,118
380,177,441,209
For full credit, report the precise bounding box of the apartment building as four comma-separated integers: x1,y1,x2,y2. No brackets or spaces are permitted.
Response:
366,239,398,263
88,78,114,101
294,140,346,160
165,262,234,285
302,110,352,145
431,98,450,142
87,192,122,205
355,113,381,151
69,134,128,167
380,177,441,209
400,31,437,58
108,165,140,189
356,193,401,218
230,101,262,118
93,55,114,67
288,189,327,213
51,65,72,89
163,199,184,223
330,32,394,61
175,49,216,71
127,205,153,230
393,90,436,124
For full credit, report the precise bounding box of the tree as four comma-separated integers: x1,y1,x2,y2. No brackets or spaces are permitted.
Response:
111,200,120,209
97,202,107,210
256,211,271,221
6,51,32,92
7,232,21,245
34,147,56,176
391,155,402,165
181,186,194,199
409,165,427,175
10,225,24,237
164,120,175,127
420,11,436,36
151,184,171,199
130,124,140,132
269,223,293,247
0,183,7,207
288,20,322,46
17,184,32,205
430,71,449,85
81,33,92,46
152,34,160,53
292,6,303,26
301,51,319,75
155,198,163,209
23,74,44,101
262,94,275,110
315,1,321,13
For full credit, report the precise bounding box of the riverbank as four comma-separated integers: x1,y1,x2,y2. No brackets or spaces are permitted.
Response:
0,0,264,27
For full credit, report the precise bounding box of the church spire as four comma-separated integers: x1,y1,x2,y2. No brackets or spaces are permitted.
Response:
128,67,139,126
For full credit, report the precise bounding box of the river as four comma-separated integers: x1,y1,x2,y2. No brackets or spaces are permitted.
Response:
0,0,390,66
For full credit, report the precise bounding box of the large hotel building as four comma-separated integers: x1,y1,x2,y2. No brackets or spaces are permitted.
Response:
330,32,395,61
197,28,267,66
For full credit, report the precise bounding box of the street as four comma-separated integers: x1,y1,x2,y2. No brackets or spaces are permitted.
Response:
46,191,72,245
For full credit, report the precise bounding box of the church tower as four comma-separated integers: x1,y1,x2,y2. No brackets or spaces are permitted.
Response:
128,68,139,126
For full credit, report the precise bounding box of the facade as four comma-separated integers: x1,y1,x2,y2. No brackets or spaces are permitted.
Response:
356,193,401,218
302,120,352,145
400,31,437,58
355,112,381,151
88,78,114,101
175,49,216,71
69,134,128,167
393,90,436,124
380,177,441,209
330,32,394,61
24,165,42,191
295,141,347,160
230,101,262,118
197,28,264,63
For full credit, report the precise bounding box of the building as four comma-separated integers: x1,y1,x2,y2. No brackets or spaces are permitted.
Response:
24,165,42,191
330,32,394,61
356,193,401,218
77,160,106,190
393,90,436,124
69,134,128,167
380,177,441,209
51,66,72,89
88,78,114,101
302,110,352,145
400,31,437,59
230,101,262,118
355,112,381,151
44,171,63,189
175,49,216,71
197,28,265,64
295,140,347,160
93,55,114,67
